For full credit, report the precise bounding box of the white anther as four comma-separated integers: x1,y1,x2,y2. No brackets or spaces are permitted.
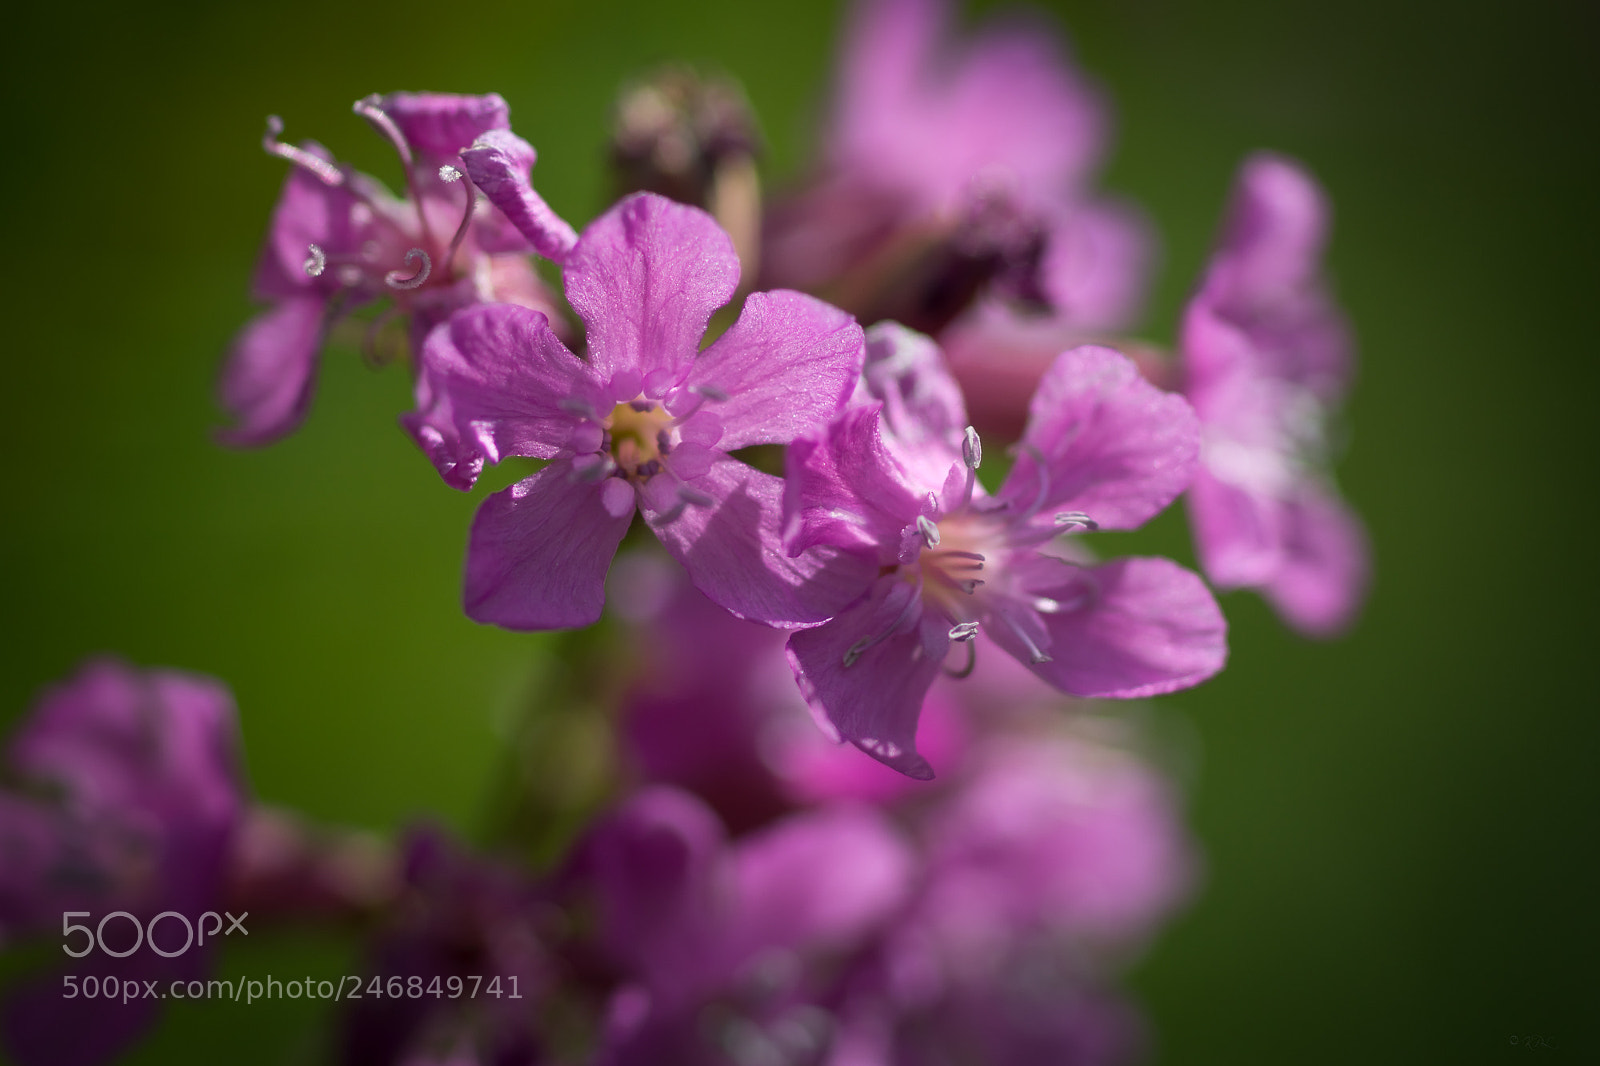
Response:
303,244,326,278
948,621,980,642
438,164,463,183
962,425,982,469
1053,511,1099,531
916,515,940,548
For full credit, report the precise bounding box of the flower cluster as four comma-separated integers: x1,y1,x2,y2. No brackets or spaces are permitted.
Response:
5,0,1368,1063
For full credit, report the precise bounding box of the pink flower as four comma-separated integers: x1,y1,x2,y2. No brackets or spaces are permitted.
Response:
1180,153,1369,636
762,0,1152,338
784,325,1225,778
219,92,572,446
0,660,245,1066
406,192,873,630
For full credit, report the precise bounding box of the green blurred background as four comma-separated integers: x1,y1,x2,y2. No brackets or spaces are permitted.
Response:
2,0,1595,1062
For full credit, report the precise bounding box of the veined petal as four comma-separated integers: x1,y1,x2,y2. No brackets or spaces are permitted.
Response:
783,403,928,563
645,457,875,628
378,91,510,162
991,556,1226,698
462,462,633,631
1263,485,1370,638
785,579,947,779
404,303,603,490
459,129,579,263
689,290,864,451
1000,345,1199,531
564,193,739,387
216,297,327,447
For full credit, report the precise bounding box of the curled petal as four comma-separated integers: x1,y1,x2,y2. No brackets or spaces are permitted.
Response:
645,457,875,628
564,193,739,387
1000,345,1199,531
855,322,969,475
216,297,327,447
462,462,634,631
689,290,864,452
459,129,579,263
404,304,603,490
783,403,927,563
377,91,510,162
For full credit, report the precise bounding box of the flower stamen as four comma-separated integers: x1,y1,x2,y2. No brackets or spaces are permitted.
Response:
353,95,436,245
443,168,479,273
385,248,432,290
262,116,345,187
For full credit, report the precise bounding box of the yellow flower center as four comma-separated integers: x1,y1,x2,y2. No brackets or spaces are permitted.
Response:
606,401,675,480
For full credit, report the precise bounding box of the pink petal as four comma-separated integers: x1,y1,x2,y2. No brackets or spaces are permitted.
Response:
856,322,969,483
645,457,876,629
253,156,370,303
216,297,326,447
563,193,739,388
1263,485,1370,638
727,807,914,963
404,304,603,490
992,556,1226,698
1000,345,1199,531
783,403,927,563
785,579,947,779
689,290,864,451
1038,196,1155,333
377,91,510,162
1186,467,1286,590
1184,153,1353,399
462,462,634,630
935,13,1107,204
459,129,578,263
